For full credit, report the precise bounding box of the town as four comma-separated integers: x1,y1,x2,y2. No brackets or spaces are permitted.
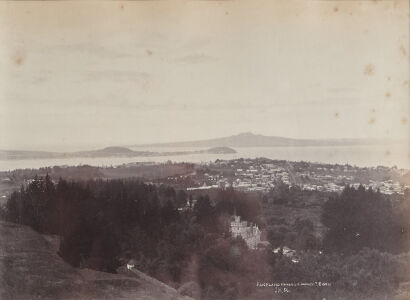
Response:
156,158,409,196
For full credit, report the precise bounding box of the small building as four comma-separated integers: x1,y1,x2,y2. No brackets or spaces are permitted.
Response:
127,259,137,270
273,246,300,263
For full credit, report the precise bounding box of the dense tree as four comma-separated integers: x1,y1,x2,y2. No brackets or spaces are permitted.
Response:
322,185,408,254
269,248,407,300
4,176,266,298
5,177,409,300
214,188,261,224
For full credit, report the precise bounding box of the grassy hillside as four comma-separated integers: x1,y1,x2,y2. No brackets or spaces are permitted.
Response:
0,221,191,300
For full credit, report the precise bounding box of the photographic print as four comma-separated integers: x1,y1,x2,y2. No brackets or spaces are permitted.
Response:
0,1,409,299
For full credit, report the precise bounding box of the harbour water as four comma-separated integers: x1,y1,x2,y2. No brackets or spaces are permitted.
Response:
0,144,408,172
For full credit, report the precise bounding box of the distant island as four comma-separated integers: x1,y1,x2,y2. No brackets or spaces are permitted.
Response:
132,132,393,148
0,146,237,160
202,146,237,154
1,132,400,161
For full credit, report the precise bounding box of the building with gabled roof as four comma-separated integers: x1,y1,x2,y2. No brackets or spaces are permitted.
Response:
229,214,261,250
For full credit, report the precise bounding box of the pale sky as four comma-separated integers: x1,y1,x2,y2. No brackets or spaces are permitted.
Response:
0,0,408,151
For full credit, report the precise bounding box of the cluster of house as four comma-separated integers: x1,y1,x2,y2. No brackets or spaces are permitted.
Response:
192,164,291,193
297,170,354,193
187,161,408,196
351,180,406,195
232,165,290,191
301,182,345,193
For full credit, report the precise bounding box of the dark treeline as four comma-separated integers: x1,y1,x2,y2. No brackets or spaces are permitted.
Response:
322,185,410,254
3,175,267,299
3,175,410,299
262,183,410,299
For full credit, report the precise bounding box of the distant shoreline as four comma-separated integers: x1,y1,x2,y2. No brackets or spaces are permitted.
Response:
0,146,236,161
0,144,408,172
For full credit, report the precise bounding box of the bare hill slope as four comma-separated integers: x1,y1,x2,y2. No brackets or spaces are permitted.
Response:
0,221,191,300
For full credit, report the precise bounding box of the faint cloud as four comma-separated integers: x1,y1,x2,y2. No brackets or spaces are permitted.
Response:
83,70,150,82
48,42,132,59
31,75,49,84
324,87,362,104
79,70,151,92
175,53,216,64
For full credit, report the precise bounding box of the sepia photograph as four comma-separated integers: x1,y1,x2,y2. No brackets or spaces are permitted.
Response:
0,1,409,299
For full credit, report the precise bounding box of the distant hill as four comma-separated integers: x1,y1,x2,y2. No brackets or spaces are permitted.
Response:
0,146,237,160
0,147,154,160
133,132,389,148
73,146,153,158
92,146,138,155
203,147,237,154
0,132,393,161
